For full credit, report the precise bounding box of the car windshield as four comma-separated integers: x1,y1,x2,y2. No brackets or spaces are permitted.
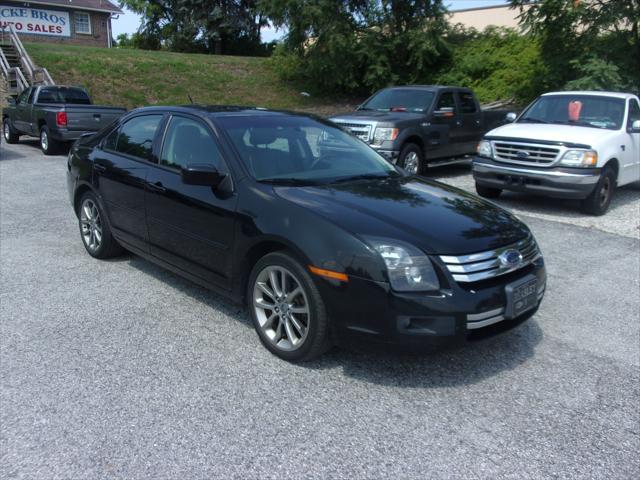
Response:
217,115,400,184
38,88,91,105
519,95,626,130
360,88,435,113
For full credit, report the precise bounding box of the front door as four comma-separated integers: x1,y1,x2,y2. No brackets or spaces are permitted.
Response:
428,91,463,160
13,88,33,133
93,113,164,252
145,114,237,288
456,91,483,155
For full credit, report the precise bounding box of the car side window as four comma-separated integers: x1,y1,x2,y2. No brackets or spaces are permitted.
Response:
436,92,456,112
103,126,119,151
16,89,30,104
27,89,36,104
628,100,640,128
160,116,222,170
459,93,477,114
115,115,163,161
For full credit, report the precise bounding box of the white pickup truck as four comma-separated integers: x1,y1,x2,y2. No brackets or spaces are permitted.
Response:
473,91,640,215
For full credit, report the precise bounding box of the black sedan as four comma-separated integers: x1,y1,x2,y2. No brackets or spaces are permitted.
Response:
67,106,546,361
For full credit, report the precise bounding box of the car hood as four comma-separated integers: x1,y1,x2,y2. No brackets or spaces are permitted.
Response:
486,122,618,147
275,176,529,255
330,111,426,124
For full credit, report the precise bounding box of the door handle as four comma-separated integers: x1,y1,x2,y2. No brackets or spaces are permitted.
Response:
148,182,166,193
94,163,106,172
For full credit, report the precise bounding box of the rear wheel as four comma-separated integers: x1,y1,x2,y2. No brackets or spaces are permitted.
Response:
581,166,615,216
248,251,331,362
40,126,61,155
77,191,124,259
398,143,424,175
3,118,19,144
475,183,502,199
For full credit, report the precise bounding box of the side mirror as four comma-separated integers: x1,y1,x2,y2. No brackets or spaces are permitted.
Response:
7,97,16,105
629,120,640,133
505,112,517,123
181,164,225,187
434,107,455,118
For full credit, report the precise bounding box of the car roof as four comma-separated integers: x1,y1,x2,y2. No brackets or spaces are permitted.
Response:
542,91,636,100
124,105,326,120
381,85,470,91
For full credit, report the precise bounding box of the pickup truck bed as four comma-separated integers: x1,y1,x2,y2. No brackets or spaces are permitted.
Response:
3,85,126,155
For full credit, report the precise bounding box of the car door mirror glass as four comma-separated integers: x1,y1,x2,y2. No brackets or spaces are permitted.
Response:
181,163,226,187
505,112,517,123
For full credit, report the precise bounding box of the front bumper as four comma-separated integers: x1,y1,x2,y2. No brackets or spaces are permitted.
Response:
318,256,546,352
371,146,400,163
472,157,601,199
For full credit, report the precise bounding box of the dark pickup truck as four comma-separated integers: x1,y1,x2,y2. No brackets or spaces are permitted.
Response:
330,85,511,174
3,85,126,155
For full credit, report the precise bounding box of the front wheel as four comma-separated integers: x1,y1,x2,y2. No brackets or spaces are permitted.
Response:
398,143,424,175
3,118,19,144
581,166,615,216
40,126,61,155
248,251,331,362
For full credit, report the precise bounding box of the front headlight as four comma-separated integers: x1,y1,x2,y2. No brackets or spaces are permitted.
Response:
366,237,439,292
372,127,399,146
559,149,598,167
477,140,493,158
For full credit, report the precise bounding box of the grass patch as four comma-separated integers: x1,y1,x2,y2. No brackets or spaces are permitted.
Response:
26,43,358,116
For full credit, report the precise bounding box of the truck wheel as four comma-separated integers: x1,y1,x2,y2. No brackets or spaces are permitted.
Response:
581,166,615,216
475,183,502,199
3,118,19,144
40,126,60,155
399,143,424,175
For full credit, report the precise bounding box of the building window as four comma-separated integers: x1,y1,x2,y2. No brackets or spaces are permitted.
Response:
75,12,91,35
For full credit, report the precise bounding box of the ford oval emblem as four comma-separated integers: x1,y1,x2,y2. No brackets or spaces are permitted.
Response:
517,150,529,159
499,249,523,267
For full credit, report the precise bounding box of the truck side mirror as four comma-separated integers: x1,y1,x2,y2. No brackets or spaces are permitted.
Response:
434,107,455,118
505,112,517,123
629,120,640,133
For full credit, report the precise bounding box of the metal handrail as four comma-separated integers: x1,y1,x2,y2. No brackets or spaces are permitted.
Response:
13,66,28,93
0,48,9,79
0,24,55,91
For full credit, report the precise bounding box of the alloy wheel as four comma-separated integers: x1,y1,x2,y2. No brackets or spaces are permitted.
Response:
253,265,310,351
40,130,49,152
404,152,420,175
80,199,103,252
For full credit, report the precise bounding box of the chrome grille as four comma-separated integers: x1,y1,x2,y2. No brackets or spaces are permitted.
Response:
332,121,373,142
440,235,541,283
493,141,560,166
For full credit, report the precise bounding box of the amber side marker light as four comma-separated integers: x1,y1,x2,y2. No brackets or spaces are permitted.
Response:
308,265,349,282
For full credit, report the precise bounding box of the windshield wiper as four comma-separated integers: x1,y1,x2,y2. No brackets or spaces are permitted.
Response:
258,178,322,186
519,117,549,124
329,173,395,184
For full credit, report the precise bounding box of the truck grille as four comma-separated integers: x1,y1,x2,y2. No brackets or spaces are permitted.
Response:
493,141,560,166
439,235,541,283
332,122,373,142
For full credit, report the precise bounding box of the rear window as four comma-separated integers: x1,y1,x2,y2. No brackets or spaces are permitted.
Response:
37,88,91,105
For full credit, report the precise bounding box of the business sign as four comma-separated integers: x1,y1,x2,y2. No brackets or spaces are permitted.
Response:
0,5,71,37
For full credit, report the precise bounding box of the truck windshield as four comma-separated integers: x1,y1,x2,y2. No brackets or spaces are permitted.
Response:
217,115,400,185
360,89,435,113
38,88,91,105
519,95,626,130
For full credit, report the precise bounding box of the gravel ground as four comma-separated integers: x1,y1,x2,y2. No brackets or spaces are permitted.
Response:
1,140,639,479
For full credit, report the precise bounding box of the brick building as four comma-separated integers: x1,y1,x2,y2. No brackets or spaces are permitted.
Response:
0,0,122,48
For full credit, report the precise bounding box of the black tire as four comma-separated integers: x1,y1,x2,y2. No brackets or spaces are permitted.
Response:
247,251,331,362
77,191,124,259
475,183,502,199
581,166,615,216
40,126,60,155
3,118,19,144
398,143,424,175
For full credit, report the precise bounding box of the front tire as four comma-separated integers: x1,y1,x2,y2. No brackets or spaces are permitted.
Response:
581,166,615,216
40,126,60,155
398,143,424,175
475,183,502,199
3,118,19,144
247,251,331,362
77,191,124,259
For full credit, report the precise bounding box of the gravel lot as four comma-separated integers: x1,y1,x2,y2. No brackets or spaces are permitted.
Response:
1,140,639,479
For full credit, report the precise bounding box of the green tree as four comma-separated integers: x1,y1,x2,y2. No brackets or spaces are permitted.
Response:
510,0,639,91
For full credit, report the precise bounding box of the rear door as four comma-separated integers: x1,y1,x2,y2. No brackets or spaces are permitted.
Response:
456,91,483,155
145,114,237,288
92,113,164,251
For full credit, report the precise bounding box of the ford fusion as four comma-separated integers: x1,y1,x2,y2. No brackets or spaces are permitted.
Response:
67,106,546,361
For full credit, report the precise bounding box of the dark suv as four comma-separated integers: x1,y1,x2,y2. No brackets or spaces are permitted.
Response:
67,106,546,361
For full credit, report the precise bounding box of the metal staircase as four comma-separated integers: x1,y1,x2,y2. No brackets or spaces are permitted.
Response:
0,25,55,97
